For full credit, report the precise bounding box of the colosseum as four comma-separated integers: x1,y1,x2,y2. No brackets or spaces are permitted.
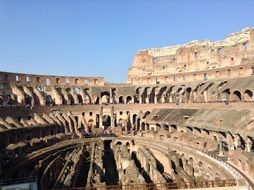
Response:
0,28,254,190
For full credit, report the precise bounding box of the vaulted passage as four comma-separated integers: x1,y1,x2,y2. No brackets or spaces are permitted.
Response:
103,140,119,185
74,151,90,187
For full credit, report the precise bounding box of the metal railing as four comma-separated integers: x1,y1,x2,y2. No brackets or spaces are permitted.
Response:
83,133,116,138
53,179,236,190
0,176,37,186
128,136,252,189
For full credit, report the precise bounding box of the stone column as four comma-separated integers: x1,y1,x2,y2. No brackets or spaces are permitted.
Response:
227,136,235,150
245,138,253,152
154,95,157,104
99,106,103,128
139,96,142,104
234,136,240,149
110,90,113,104
219,140,224,156
161,95,165,103
145,96,149,104
111,106,115,127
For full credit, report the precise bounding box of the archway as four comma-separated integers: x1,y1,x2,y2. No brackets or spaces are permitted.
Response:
94,97,99,104
141,122,145,131
244,90,253,102
66,88,75,105
118,96,124,104
83,88,92,104
221,89,230,101
88,119,94,131
232,90,241,102
0,96,3,105
149,86,159,103
185,87,192,103
25,96,32,106
132,114,137,125
45,95,54,106
126,96,132,104
55,87,65,105
102,115,111,129
143,111,151,119
101,91,110,104
75,88,83,104
137,118,141,131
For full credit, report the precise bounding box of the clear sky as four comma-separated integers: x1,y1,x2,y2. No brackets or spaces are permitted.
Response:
1,0,254,83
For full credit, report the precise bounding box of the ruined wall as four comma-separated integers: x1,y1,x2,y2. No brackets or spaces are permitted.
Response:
0,71,105,96
128,28,254,84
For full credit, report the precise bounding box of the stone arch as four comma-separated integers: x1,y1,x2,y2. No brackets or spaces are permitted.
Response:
137,118,141,131
45,95,54,106
0,95,3,105
169,125,177,133
143,111,151,119
141,122,145,131
118,118,123,126
149,86,159,103
24,96,33,106
55,87,65,105
143,87,150,103
244,90,253,102
157,86,167,103
65,88,75,105
146,123,150,130
28,87,41,106
156,123,161,131
83,88,92,104
187,126,193,133
198,161,203,168
189,157,194,166
139,87,150,104
88,119,94,130
101,91,110,104
132,114,137,125
126,96,133,104
232,90,242,102
118,96,124,104
193,127,201,135
102,115,111,128
221,89,230,101
175,87,184,103
185,87,192,103
74,87,83,104
94,96,99,104
111,88,117,103
126,142,130,148
165,86,174,103
135,87,142,103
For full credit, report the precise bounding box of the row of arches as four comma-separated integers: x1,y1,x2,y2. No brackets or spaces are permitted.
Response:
2,83,254,107
136,121,254,153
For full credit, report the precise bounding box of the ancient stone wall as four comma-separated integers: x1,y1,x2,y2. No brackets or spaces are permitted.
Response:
128,28,254,85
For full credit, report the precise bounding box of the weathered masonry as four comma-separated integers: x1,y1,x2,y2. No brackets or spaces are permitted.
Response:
0,28,254,190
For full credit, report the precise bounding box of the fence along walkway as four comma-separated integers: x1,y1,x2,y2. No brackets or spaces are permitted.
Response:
53,179,237,190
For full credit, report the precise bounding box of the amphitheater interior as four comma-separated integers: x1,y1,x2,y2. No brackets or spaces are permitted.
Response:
1,28,254,190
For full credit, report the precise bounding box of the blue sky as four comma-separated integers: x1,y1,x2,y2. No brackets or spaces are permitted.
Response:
1,0,254,83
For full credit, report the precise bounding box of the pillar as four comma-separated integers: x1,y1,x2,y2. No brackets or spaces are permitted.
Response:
100,106,103,128
219,140,224,156
245,138,253,152
234,136,240,149
111,106,115,127
145,96,149,104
